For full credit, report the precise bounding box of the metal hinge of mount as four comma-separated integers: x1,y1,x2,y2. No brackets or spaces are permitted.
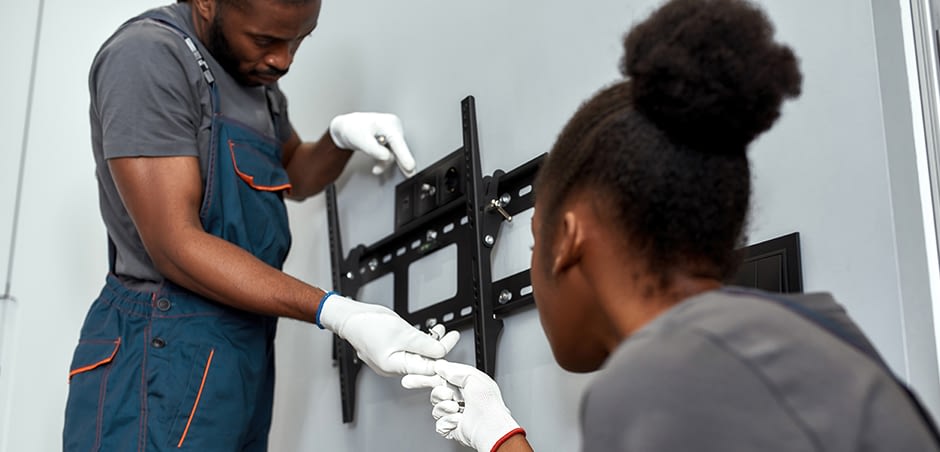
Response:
325,95,545,423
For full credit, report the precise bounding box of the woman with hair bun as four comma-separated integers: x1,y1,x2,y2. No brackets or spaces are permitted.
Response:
403,0,940,450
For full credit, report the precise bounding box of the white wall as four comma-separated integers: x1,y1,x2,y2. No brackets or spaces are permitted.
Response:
0,0,937,451
0,2,165,451
749,0,940,403
0,0,41,447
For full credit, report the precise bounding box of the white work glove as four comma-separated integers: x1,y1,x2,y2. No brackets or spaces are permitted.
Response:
329,112,417,177
317,292,459,376
402,360,525,452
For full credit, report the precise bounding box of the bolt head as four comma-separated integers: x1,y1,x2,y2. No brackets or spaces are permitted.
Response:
484,235,495,246
499,193,511,206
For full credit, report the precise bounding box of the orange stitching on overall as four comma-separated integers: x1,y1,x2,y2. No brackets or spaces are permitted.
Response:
177,348,215,448
228,140,292,192
68,338,121,381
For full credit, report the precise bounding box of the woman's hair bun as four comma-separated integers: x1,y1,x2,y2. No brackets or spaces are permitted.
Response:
622,0,802,155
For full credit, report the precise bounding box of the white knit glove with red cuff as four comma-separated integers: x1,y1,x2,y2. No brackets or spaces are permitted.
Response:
329,112,417,177
402,360,525,452
316,292,459,376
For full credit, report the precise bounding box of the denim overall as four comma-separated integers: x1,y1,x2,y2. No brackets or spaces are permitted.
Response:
64,11,292,452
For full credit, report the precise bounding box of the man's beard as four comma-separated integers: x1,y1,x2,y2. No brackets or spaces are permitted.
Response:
205,13,288,86
206,13,253,85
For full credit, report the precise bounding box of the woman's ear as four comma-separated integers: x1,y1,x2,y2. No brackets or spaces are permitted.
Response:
551,211,585,276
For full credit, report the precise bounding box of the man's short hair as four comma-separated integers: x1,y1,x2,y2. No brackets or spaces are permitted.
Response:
175,0,317,8
220,0,317,9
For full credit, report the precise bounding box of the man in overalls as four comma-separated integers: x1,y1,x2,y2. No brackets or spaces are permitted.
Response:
63,0,459,450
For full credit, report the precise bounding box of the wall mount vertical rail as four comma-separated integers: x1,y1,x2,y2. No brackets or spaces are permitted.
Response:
325,95,544,423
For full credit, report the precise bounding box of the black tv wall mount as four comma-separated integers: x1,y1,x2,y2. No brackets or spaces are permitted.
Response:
326,95,545,423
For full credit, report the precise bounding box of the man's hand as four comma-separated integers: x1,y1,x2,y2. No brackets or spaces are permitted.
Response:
329,112,416,177
402,360,525,452
317,293,459,376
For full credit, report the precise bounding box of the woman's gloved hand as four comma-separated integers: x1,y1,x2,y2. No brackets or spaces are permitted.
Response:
402,360,525,452
329,112,417,177
316,292,458,376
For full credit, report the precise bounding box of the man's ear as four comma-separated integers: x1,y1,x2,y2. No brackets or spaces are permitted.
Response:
551,211,585,276
191,0,216,22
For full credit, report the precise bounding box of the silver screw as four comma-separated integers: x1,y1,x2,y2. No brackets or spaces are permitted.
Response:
498,290,512,304
487,199,513,222
368,258,379,272
484,235,495,247
346,272,354,280
375,135,388,146
420,183,437,198
499,193,511,207
426,230,438,242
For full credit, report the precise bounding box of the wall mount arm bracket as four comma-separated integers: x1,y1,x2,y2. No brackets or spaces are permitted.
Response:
325,95,545,423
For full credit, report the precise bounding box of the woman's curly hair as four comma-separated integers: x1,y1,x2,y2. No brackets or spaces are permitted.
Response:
535,0,802,283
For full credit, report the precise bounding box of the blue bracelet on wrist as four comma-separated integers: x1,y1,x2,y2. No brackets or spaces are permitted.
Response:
315,290,336,330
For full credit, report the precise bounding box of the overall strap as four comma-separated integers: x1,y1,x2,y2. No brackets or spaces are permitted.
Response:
130,11,220,114
265,88,289,145
105,9,223,275
135,10,284,139
134,11,215,85
723,287,940,445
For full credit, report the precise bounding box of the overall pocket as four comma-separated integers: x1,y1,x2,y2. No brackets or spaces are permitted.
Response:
68,338,121,380
165,344,217,449
63,338,121,451
225,139,293,267
228,140,291,192
155,313,272,449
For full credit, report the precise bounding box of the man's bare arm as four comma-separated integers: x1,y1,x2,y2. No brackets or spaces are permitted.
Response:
109,155,325,320
281,130,353,200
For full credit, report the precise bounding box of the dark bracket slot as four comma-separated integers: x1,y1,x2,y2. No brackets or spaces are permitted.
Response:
492,269,535,317
325,95,545,423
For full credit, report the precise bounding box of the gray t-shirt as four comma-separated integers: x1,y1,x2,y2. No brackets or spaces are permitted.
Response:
89,3,294,289
581,289,938,451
